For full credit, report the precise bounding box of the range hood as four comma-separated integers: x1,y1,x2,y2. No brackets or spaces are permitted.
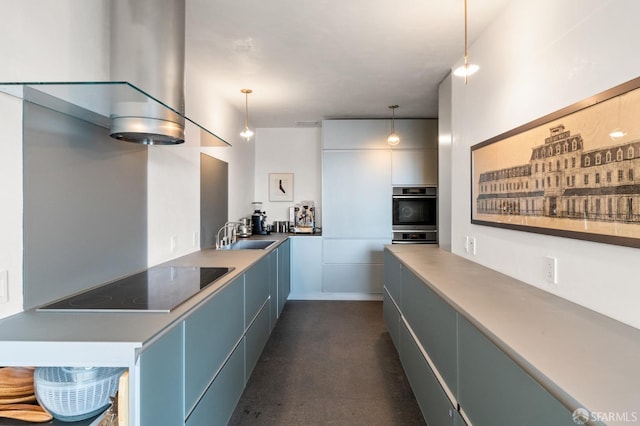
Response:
109,0,186,145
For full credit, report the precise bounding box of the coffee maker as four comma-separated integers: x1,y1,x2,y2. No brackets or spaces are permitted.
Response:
293,201,316,233
251,202,269,235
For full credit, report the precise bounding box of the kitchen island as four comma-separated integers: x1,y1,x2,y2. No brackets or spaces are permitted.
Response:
385,244,640,426
0,234,290,426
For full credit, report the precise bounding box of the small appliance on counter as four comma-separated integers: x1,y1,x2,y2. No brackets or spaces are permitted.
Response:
251,201,270,235
238,217,252,237
292,201,316,234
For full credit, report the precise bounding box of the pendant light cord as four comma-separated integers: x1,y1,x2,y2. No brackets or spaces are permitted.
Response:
464,0,469,85
245,91,249,128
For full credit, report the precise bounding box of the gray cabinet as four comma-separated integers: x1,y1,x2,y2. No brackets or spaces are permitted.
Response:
184,276,244,414
186,342,245,426
399,321,456,426
383,290,400,349
458,317,574,426
140,324,185,426
384,248,576,426
401,266,457,396
391,149,438,186
245,300,271,379
322,150,391,239
140,243,291,426
383,249,401,304
268,251,278,329
289,236,322,298
245,256,270,327
277,239,291,316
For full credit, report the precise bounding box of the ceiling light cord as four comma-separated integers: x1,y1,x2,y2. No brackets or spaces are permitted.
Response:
464,0,469,85
453,0,479,82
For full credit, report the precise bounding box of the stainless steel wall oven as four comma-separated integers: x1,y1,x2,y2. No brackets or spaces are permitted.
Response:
392,186,437,243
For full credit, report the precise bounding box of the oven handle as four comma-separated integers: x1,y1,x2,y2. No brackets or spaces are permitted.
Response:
392,195,437,199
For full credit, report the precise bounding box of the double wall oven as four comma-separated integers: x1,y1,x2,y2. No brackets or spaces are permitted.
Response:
392,186,437,244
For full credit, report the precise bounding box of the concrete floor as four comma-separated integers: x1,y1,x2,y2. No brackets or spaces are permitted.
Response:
229,301,426,425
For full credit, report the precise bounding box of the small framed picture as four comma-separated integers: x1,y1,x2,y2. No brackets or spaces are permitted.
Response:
269,173,294,202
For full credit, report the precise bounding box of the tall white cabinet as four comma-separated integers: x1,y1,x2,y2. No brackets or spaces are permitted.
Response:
320,119,437,298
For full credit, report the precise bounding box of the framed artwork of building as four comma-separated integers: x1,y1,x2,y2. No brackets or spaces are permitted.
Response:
471,76,640,248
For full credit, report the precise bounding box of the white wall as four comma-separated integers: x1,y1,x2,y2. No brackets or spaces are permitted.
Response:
253,128,322,224
447,0,640,329
0,0,110,318
147,66,251,266
0,1,251,313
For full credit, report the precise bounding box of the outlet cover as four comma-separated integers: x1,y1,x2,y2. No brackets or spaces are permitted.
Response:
544,256,557,284
469,237,477,255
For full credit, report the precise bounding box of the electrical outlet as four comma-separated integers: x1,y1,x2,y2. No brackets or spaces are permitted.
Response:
464,236,470,253
0,270,8,303
170,236,177,253
193,231,199,247
468,237,477,255
544,256,557,284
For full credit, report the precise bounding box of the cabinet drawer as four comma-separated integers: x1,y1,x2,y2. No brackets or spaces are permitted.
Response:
322,239,387,264
186,341,245,426
245,256,270,326
401,268,458,396
140,324,184,426
383,249,401,303
322,264,384,293
458,317,574,426
184,277,244,413
399,321,455,426
383,290,400,350
245,300,271,379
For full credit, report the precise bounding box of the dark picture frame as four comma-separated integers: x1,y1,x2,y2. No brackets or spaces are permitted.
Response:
471,76,640,248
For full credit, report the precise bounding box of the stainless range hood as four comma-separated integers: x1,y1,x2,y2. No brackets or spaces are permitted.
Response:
109,0,185,145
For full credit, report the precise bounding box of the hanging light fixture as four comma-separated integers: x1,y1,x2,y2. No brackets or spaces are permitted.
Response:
453,0,479,83
240,88,254,141
387,105,400,146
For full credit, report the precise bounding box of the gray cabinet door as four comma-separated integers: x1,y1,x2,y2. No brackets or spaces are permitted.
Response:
458,317,574,426
399,321,454,426
268,251,278,329
245,256,270,327
184,277,244,413
277,239,291,316
140,324,185,426
401,267,458,396
245,301,271,379
186,341,245,426
383,290,400,350
322,150,391,239
383,249,401,304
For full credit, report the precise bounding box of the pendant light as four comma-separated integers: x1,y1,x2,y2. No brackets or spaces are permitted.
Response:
387,105,400,146
240,88,254,141
453,0,479,83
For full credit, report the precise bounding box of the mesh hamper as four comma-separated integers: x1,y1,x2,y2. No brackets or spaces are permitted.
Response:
34,367,125,422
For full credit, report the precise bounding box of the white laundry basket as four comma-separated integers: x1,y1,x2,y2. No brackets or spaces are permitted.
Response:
34,367,125,422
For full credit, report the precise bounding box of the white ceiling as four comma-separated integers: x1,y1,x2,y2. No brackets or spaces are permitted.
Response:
186,0,510,128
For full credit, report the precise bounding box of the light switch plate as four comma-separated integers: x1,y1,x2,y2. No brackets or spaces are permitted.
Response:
0,270,8,303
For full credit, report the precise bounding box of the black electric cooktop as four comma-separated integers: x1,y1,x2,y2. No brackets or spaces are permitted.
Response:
37,266,234,313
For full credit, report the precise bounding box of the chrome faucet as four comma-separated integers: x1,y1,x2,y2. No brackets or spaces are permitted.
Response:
215,221,243,249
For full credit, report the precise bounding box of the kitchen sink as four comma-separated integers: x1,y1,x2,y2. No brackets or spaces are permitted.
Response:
220,240,277,250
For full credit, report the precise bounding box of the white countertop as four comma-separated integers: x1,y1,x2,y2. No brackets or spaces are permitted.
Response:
386,244,640,425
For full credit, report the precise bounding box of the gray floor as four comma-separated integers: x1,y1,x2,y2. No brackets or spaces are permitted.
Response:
229,301,426,425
